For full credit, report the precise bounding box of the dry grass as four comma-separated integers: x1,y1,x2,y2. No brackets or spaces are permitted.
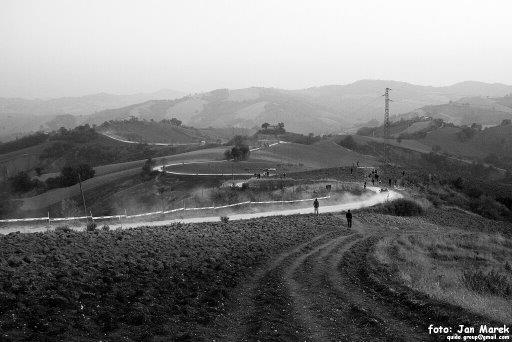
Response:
375,230,512,323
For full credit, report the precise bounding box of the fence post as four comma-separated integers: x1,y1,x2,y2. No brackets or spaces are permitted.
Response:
47,211,50,227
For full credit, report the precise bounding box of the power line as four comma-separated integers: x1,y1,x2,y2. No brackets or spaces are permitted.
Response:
383,88,392,164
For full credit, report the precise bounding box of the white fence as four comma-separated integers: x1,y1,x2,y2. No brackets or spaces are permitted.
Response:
0,195,331,224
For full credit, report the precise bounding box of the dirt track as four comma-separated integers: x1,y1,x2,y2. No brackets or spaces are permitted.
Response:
204,218,498,342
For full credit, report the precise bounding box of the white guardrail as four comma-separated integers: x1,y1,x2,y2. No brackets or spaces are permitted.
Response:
0,195,331,224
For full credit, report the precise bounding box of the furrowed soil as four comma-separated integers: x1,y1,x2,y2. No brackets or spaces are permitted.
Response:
0,208,510,341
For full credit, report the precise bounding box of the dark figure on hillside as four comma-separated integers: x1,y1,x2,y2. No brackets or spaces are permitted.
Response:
364,181,367,189
371,178,375,186
389,178,392,187
375,174,379,181
346,210,352,228
402,170,405,177
313,198,319,215
394,179,397,186
356,161,359,167
350,167,353,175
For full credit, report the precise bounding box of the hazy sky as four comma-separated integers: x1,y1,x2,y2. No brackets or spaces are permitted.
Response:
1,0,512,98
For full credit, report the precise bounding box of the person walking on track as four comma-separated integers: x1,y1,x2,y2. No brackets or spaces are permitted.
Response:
313,198,319,215
346,209,352,228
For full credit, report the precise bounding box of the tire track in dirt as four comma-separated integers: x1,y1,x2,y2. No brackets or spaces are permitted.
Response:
243,231,351,341
286,231,402,342
209,227,424,341
281,233,360,341
206,219,501,342
324,235,427,341
207,230,342,341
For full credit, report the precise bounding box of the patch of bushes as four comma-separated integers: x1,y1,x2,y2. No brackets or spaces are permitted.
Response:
0,132,48,154
336,135,374,155
55,225,72,233
86,221,97,231
220,216,230,223
378,198,424,216
464,269,512,298
9,171,40,193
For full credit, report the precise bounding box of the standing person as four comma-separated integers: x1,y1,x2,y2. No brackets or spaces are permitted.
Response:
364,181,367,189
313,198,319,215
389,178,392,187
350,167,353,175
346,210,352,228
371,178,375,186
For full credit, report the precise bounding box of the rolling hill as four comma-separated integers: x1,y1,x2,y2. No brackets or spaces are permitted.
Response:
85,88,352,134
354,116,512,170
4,81,512,140
0,90,185,141
398,96,512,126
15,140,377,214
97,119,257,144
84,81,512,134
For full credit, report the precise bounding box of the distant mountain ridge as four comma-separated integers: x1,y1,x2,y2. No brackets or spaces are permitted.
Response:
0,89,185,116
85,80,512,134
2,80,512,139
0,89,185,141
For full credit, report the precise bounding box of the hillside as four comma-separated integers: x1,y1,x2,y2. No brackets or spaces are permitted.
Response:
355,116,512,170
84,81,512,134
0,89,184,116
0,90,185,141
86,88,351,134
251,140,376,168
420,124,512,161
97,119,256,144
4,81,512,139
399,96,512,126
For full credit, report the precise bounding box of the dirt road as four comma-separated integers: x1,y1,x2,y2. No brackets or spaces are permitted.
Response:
205,219,493,342
106,187,401,230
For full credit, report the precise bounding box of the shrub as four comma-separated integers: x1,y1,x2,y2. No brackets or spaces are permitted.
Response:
55,225,72,233
469,195,506,220
464,269,512,298
9,171,38,193
220,216,229,223
101,225,110,231
86,221,97,231
379,198,424,216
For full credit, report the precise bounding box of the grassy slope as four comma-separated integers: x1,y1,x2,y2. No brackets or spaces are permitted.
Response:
367,207,512,324
98,121,204,144
351,135,433,154
19,141,378,212
18,147,229,211
420,102,512,125
419,125,512,159
252,141,377,168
